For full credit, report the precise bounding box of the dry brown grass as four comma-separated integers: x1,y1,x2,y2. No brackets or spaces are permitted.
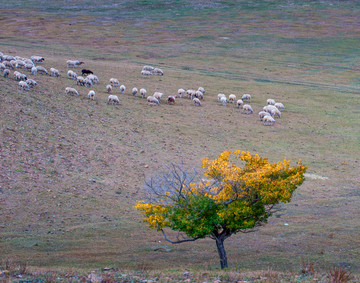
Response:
0,0,359,277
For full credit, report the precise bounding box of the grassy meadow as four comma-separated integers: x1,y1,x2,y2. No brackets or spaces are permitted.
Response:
0,0,359,280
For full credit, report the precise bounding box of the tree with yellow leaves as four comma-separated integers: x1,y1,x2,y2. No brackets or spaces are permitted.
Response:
135,150,307,269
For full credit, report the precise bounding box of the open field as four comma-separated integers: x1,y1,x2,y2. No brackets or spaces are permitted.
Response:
0,0,359,279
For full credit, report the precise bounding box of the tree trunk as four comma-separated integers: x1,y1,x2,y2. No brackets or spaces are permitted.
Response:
215,237,228,269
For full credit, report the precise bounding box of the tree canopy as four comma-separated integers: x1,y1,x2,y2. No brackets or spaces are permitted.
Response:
134,150,307,269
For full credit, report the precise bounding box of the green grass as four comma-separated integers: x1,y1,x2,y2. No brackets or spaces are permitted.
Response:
0,0,359,279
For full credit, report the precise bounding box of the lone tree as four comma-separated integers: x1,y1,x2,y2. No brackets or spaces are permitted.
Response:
135,150,307,269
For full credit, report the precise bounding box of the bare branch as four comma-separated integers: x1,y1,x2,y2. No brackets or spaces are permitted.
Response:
161,229,201,244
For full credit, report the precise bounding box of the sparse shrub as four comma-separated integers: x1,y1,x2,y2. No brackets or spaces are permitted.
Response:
327,266,354,283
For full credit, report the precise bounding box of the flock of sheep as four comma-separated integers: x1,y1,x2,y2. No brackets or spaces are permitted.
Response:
0,51,285,126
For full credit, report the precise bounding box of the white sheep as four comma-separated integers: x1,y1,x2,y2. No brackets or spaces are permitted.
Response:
177,88,185,98
0,63,5,70
154,68,164,76
14,71,27,81
86,74,99,84
67,60,84,68
193,97,202,106
19,81,30,90
120,85,126,94
110,78,120,87
15,60,25,68
67,70,77,80
242,104,253,114
147,96,159,105
140,88,147,98
84,77,93,87
65,87,79,96
270,108,281,118
132,87,138,96
3,69,10,78
153,92,164,100
242,93,251,102
36,66,48,75
186,89,196,99
198,87,205,94
3,61,14,69
220,96,227,106
218,93,226,100
88,90,95,100
25,63,34,71
275,102,285,111
142,65,154,72
263,115,276,126
50,67,60,77
106,84,112,93
108,95,120,105
141,70,152,78
195,90,204,100
236,99,244,109
26,79,37,87
263,105,277,113
31,66,37,75
0,52,3,61
31,56,44,63
267,99,276,105
229,94,236,103
3,55,16,61
77,76,86,86
258,111,270,121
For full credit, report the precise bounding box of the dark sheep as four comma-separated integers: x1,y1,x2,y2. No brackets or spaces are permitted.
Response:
82,69,94,76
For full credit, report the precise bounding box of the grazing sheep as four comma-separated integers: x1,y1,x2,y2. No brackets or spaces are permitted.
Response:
65,87,79,96
218,93,226,100
258,111,270,121
81,69,93,76
153,92,164,100
132,87,138,96
3,61,14,69
147,96,159,105
14,71,27,81
142,65,155,72
3,55,16,61
270,108,281,118
77,76,86,86
88,90,95,100
84,77,93,87
263,115,276,126
198,87,205,94
67,60,84,68
275,102,285,111
229,94,236,103
24,63,35,71
31,56,44,63
3,69,10,78
242,93,251,102
140,88,147,98
0,63,5,70
23,59,34,65
36,66,48,75
167,96,176,105
263,105,277,113
106,84,112,93
193,97,202,106
86,74,99,84
186,89,196,99
19,81,30,90
108,95,120,105
220,96,227,106
15,60,25,68
236,99,244,109
195,90,204,100
50,67,60,77
242,104,253,114
67,70,77,80
141,70,152,78
177,88,185,98
31,66,37,75
154,68,164,76
110,78,120,87
26,78,37,87
120,85,126,94
267,99,276,105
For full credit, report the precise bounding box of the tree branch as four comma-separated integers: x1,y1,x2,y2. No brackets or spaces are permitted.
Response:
161,229,201,244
